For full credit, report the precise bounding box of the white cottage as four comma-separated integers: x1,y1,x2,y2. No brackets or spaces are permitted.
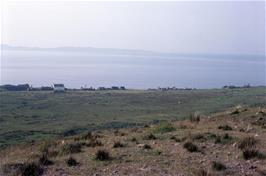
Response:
53,84,65,92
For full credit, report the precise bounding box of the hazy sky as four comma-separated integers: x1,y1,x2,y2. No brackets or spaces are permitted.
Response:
1,1,265,55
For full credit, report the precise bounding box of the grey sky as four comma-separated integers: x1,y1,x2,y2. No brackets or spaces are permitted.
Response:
1,1,265,55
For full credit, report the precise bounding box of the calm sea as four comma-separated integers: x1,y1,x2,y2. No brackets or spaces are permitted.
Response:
1,50,265,89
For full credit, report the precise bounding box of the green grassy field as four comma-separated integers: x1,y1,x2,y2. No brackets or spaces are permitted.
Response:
0,87,265,148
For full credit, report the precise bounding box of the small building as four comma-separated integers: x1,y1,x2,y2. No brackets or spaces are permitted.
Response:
53,84,65,92
0,84,30,91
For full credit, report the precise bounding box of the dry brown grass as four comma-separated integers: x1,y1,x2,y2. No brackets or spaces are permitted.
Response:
1,106,266,176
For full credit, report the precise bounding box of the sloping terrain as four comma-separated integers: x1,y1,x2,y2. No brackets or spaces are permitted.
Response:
1,87,265,148
1,106,266,176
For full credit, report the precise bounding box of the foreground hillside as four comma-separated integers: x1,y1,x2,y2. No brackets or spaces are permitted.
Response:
1,106,266,176
1,87,265,147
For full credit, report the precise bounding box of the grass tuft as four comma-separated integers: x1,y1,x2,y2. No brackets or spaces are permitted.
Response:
242,149,265,160
66,157,78,166
218,125,233,131
183,142,199,152
143,133,157,140
95,150,110,161
238,137,257,150
113,141,125,148
143,144,152,149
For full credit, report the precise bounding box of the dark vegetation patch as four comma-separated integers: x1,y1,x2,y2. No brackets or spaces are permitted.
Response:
2,162,43,176
66,157,78,166
143,133,157,140
95,150,110,161
212,161,226,171
214,133,233,144
113,141,125,148
192,134,207,142
243,149,265,160
218,125,233,131
20,162,43,176
130,137,137,142
183,142,199,152
170,136,185,142
143,144,152,149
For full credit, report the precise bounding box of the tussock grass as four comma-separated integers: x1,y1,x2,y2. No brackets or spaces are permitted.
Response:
143,133,157,140
66,157,78,166
95,150,110,161
242,149,265,160
3,162,44,176
143,144,152,149
183,142,199,152
218,125,233,131
113,141,125,148
214,133,233,144
238,137,257,150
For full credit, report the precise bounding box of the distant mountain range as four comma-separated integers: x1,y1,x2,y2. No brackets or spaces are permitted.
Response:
1,44,264,59
1,44,158,56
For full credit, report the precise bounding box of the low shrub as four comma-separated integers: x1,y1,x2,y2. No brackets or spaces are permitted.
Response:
212,161,226,171
66,157,78,166
218,125,233,131
243,149,265,160
113,141,125,148
20,162,43,176
192,134,207,142
95,150,110,161
143,144,152,149
2,162,43,176
143,133,157,140
183,142,199,152
131,137,137,142
215,133,233,144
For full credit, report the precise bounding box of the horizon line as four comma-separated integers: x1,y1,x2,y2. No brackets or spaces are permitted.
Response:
1,43,265,57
